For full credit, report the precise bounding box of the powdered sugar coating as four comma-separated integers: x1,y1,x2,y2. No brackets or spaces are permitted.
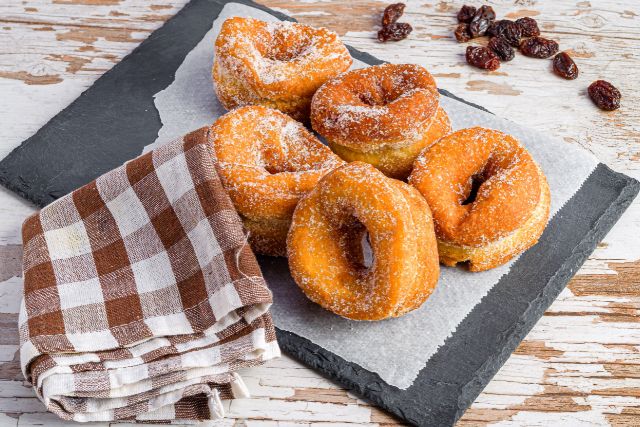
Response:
310,63,441,149
213,17,352,121
409,127,551,270
209,105,344,256
328,105,451,179
287,162,439,320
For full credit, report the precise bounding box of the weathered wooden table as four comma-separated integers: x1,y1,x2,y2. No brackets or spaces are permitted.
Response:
1,0,639,425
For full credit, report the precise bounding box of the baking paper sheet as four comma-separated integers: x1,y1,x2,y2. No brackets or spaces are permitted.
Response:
146,2,599,389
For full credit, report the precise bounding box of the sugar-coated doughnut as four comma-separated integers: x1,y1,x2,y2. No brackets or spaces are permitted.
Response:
409,127,550,271
210,105,344,256
213,17,352,122
287,162,440,320
310,63,451,178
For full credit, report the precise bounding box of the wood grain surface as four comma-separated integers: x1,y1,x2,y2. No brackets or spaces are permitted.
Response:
0,0,639,425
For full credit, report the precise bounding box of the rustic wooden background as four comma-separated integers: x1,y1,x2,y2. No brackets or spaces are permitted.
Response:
1,0,639,425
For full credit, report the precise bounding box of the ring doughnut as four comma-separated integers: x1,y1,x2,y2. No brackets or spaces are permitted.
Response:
213,17,352,122
287,162,440,320
310,63,451,178
210,105,344,256
408,127,551,271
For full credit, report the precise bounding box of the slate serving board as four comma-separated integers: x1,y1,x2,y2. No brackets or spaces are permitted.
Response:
1,0,638,425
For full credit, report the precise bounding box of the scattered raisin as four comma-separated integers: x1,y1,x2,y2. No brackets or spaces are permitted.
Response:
488,36,515,61
468,5,496,37
466,46,500,71
519,37,559,58
552,52,579,79
485,20,499,36
454,23,472,43
588,80,621,111
487,20,521,47
516,17,540,37
457,5,477,23
378,22,412,42
382,3,405,26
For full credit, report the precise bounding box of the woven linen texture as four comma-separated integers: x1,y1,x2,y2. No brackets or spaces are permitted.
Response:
19,127,280,422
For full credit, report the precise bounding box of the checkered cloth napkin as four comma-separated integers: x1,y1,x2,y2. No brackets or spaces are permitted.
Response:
19,127,280,423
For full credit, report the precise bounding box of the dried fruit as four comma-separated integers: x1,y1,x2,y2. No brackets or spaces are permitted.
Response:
382,3,405,26
466,46,500,70
468,5,496,37
488,36,515,61
457,5,477,23
588,80,621,111
516,17,540,37
487,20,521,47
520,37,559,58
378,22,412,42
454,23,472,43
552,52,579,79
485,20,500,36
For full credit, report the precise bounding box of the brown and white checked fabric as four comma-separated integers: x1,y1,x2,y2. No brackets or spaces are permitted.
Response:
19,127,280,423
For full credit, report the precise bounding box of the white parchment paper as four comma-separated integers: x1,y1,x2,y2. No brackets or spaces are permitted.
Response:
147,2,599,389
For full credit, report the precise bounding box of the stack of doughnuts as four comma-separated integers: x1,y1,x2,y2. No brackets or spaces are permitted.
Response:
210,17,551,320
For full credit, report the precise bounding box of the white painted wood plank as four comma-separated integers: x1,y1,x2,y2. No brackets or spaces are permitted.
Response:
0,1,639,426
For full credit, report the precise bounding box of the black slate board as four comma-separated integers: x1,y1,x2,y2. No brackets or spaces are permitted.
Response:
0,1,638,425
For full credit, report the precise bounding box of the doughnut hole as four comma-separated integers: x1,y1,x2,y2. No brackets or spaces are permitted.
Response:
460,174,486,206
340,66,438,113
262,27,314,62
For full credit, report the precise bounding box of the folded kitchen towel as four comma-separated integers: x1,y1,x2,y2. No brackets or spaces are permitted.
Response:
18,127,280,423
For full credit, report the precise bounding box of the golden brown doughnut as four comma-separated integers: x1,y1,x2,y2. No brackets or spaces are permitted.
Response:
310,63,451,179
213,17,352,122
210,105,344,256
287,162,440,320
408,127,551,271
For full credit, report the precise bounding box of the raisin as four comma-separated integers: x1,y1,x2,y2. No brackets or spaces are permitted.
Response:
454,23,472,43
519,37,559,58
457,5,477,23
588,80,621,111
466,46,500,71
382,3,405,26
378,22,412,42
488,36,515,61
552,52,579,79
486,20,499,36
516,17,540,37
468,5,496,37
487,20,521,47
